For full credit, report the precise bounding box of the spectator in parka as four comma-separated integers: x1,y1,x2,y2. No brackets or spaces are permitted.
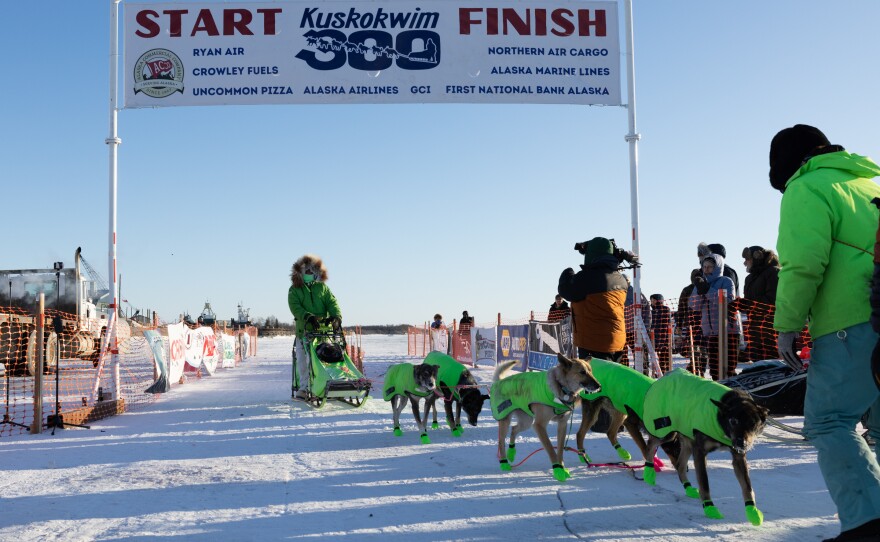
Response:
736,246,780,362
689,253,739,380
548,294,571,322
431,313,445,329
459,311,474,328
677,268,709,375
698,242,740,297
649,294,672,374
558,237,629,364
771,124,880,541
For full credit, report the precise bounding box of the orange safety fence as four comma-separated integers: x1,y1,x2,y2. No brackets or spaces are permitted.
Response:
1,305,259,438
406,298,811,380
345,326,365,373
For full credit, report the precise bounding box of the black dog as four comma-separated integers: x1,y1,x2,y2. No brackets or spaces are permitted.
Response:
641,369,769,525
422,352,489,436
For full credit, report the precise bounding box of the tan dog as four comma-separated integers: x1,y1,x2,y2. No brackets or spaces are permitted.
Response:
490,354,601,481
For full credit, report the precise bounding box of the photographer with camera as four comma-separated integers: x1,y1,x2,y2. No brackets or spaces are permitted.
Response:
558,237,636,365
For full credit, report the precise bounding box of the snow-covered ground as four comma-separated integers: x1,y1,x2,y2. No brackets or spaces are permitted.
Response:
0,335,841,541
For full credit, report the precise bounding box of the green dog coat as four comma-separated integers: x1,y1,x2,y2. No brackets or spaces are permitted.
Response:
383,363,432,401
579,358,654,419
423,352,467,401
491,370,570,419
642,369,731,446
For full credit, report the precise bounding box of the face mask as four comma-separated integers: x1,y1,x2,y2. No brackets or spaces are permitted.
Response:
303,273,315,283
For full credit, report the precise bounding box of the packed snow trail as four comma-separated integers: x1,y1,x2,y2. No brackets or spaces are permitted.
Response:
0,336,840,541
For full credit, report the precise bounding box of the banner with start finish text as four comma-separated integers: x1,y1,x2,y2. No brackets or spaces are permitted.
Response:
124,1,620,107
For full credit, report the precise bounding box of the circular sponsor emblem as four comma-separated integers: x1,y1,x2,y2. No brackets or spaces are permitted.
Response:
133,49,185,98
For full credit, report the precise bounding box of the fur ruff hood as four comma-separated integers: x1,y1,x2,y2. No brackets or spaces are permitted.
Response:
290,254,329,287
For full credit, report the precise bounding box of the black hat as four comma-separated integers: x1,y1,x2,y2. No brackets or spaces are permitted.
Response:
769,124,831,192
650,294,664,301
707,243,727,258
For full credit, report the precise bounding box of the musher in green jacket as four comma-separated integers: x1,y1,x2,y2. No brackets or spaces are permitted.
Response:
287,254,342,400
770,125,880,539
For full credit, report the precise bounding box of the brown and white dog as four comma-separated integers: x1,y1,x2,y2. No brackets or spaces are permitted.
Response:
641,369,769,525
490,354,601,481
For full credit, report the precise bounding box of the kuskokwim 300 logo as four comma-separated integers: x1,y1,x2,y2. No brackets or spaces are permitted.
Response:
133,49,185,98
295,7,441,71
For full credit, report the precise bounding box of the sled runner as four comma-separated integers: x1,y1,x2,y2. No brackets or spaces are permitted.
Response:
293,328,371,408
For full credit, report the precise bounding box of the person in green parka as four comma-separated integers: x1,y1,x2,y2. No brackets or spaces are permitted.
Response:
770,125,880,540
288,254,342,400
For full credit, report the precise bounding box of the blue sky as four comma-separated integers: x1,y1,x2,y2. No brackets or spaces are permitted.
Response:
2,1,878,327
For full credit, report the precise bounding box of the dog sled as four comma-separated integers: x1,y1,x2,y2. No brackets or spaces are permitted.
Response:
720,360,806,416
293,328,371,408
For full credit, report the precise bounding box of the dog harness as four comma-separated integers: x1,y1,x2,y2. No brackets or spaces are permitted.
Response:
642,369,731,446
423,352,468,401
383,363,432,401
491,371,570,420
579,358,654,419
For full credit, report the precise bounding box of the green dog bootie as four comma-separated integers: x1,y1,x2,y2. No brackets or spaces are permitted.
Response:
455,424,464,435
452,426,463,437
745,501,763,526
552,463,570,482
431,421,439,430
614,443,632,461
393,427,403,437
507,444,517,463
577,448,592,464
703,500,723,520
683,482,700,499
420,433,431,444
499,459,512,472
643,463,656,485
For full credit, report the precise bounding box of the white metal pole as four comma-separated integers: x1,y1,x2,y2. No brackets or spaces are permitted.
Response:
623,0,644,370
107,0,120,310
107,0,121,344
102,0,122,403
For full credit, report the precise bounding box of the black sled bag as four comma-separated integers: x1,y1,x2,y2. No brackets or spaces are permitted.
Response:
721,360,806,416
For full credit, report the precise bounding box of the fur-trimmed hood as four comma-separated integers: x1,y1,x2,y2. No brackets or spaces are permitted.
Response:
290,254,329,287
742,246,780,272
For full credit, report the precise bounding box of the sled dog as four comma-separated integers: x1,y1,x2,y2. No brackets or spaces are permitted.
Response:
491,353,601,481
422,352,489,436
383,362,439,444
641,369,769,525
575,357,658,464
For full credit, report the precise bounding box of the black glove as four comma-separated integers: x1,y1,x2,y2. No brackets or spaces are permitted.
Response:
693,276,709,295
777,331,803,371
306,315,319,329
327,317,342,331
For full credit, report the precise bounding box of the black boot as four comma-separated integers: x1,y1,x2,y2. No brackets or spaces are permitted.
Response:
823,518,880,542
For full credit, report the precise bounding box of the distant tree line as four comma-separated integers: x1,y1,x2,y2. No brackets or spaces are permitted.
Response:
254,318,407,336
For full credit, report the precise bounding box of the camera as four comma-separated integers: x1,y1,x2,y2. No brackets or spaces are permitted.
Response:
573,238,640,268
